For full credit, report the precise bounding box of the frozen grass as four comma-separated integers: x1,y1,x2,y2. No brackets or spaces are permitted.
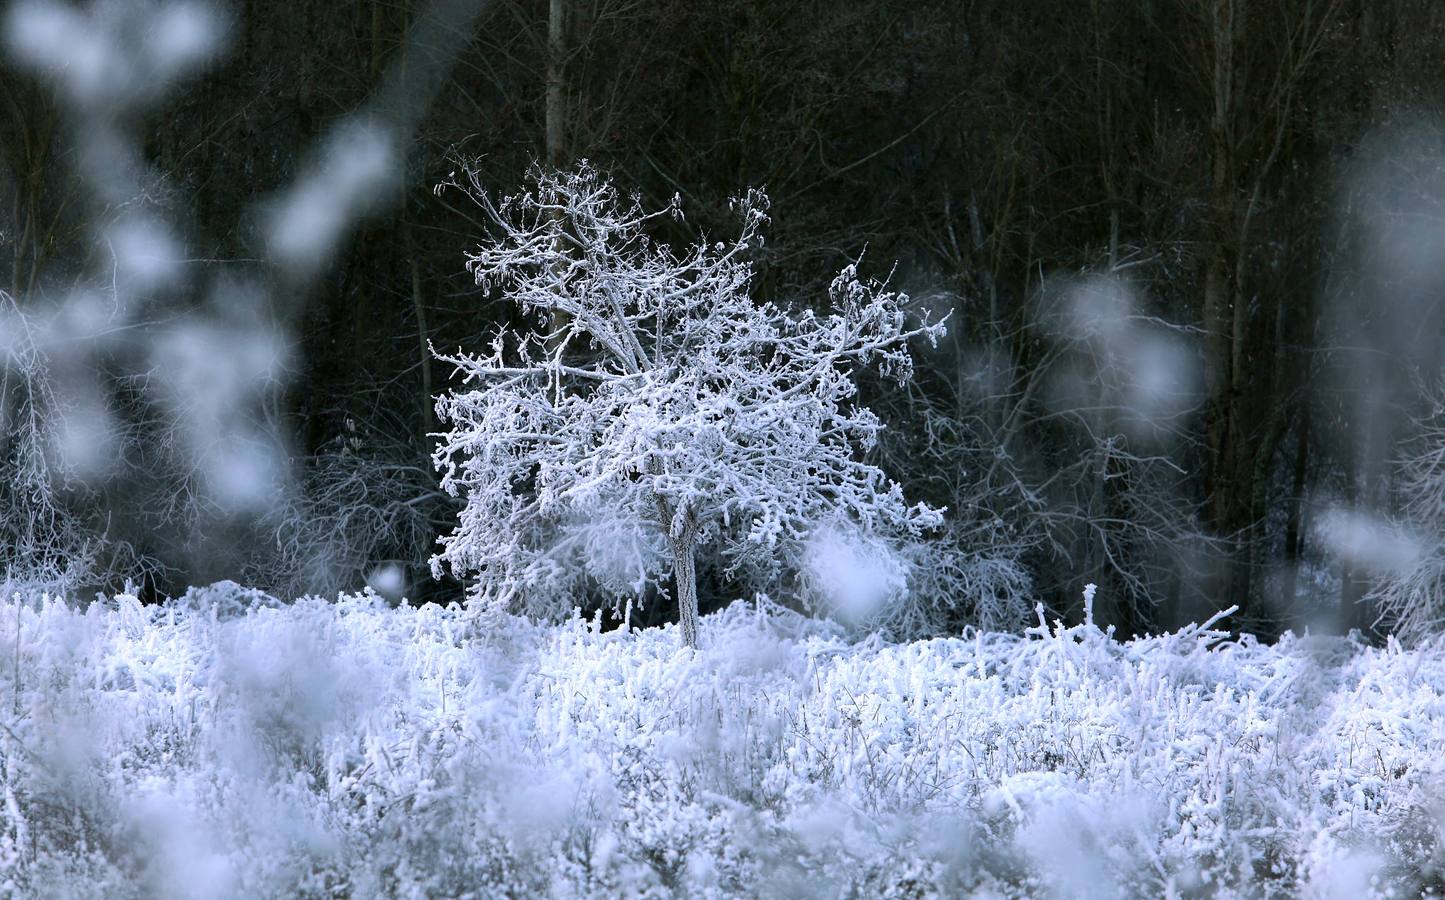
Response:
0,587,1442,897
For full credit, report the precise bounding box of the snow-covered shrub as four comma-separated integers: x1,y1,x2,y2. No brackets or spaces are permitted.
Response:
795,521,1032,638
889,527,1033,636
865,379,1055,635
1368,383,1445,643
431,164,947,646
242,429,452,603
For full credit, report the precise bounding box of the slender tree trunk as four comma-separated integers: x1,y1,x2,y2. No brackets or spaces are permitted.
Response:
670,529,699,649
545,0,566,169
1201,0,1253,615
658,496,700,648
1338,442,1368,634
405,217,434,436
541,0,573,347
1282,407,1310,606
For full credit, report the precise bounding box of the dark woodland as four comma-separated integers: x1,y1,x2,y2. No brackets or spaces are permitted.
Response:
3,0,1443,640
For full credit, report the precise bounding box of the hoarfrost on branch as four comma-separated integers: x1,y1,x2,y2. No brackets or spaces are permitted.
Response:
430,165,947,646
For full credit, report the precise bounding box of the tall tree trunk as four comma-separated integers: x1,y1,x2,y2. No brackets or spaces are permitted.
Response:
545,0,566,168
1281,406,1310,606
1337,439,1370,635
1200,0,1254,615
404,214,434,437
542,0,572,346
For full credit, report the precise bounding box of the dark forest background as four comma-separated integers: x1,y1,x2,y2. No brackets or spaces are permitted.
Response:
3,0,1444,639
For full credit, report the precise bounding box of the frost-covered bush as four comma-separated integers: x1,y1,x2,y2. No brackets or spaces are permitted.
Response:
793,521,1032,638
242,430,452,603
431,164,946,646
888,527,1033,636
1,585,1443,897
1369,384,1445,643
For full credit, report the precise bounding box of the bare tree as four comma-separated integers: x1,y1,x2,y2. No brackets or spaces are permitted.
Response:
0,292,158,594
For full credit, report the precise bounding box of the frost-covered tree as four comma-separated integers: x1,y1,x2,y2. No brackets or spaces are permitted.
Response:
0,292,157,594
431,165,946,647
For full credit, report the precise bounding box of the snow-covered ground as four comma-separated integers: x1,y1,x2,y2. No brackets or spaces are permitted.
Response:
0,587,1442,898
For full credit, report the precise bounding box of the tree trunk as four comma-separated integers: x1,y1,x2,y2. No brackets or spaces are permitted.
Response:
1338,444,1368,635
541,0,573,346
1200,0,1254,616
545,0,566,169
670,529,699,649
1282,405,1310,607
658,496,700,648
403,210,434,438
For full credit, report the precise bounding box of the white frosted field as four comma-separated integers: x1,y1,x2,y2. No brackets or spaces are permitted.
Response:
0,587,1441,898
